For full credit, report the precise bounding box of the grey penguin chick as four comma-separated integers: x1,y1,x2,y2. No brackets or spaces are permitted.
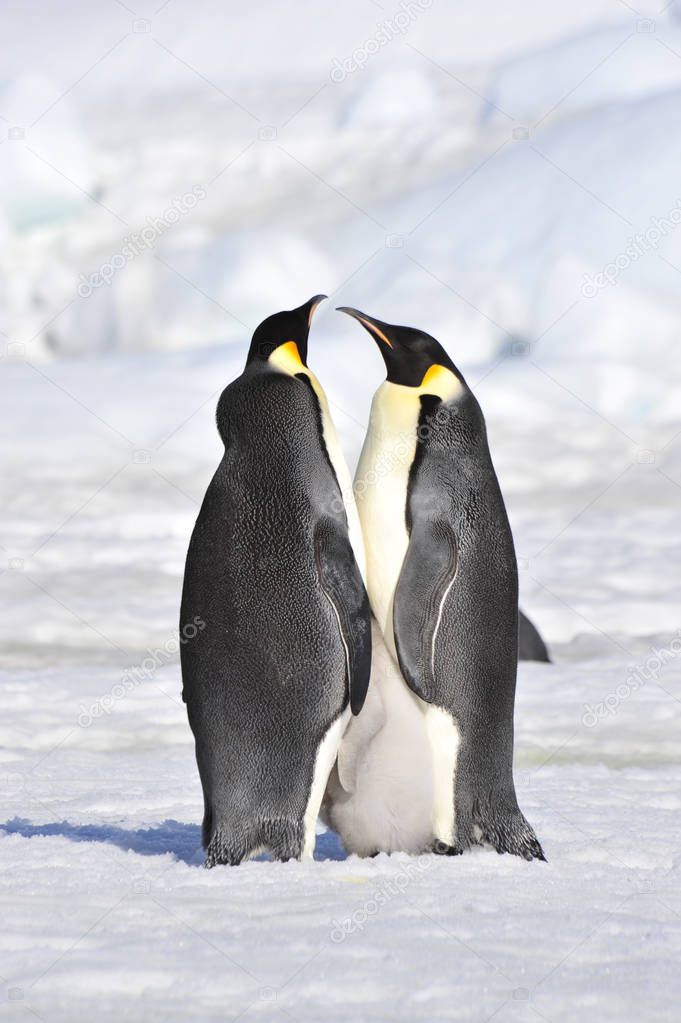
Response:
338,307,544,862
322,621,435,856
180,296,371,867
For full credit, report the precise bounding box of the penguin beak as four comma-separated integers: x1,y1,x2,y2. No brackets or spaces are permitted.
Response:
301,294,328,327
337,307,457,389
336,307,394,349
247,296,328,368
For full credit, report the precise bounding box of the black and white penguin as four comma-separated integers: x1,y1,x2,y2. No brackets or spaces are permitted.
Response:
333,307,544,861
180,296,371,866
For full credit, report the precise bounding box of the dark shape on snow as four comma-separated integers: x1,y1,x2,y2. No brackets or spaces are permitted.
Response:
0,817,203,865
0,816,349,864
518,609,551,662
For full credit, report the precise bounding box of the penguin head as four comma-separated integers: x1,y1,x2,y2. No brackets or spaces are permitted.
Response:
246,295,327,370
336,307,465,399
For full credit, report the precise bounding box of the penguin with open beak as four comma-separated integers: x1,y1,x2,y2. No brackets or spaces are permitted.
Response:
333,306,544,861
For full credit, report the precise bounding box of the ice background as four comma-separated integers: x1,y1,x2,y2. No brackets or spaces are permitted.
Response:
1,0,681,1020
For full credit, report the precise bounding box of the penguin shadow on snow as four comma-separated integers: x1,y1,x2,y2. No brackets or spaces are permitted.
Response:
1,817,349,865
247,828,348,862
1,817,204,865
312,828,347,861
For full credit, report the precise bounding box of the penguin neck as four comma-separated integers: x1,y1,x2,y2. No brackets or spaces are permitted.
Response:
267,346,367,582
367,368,464,439
267,341,307,377
354,370,463,648
266,345,327,422
353,382,420,648
386,365,463,404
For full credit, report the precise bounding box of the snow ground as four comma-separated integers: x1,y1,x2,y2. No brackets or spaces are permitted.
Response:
2,340,681,1022
2,0,681,1020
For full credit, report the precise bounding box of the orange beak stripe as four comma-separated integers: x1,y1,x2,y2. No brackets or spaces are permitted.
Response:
356,316,393,348
307,298,325,327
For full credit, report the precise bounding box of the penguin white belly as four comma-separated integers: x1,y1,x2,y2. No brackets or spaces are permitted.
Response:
303,706,351,859
422,703,460,846
354,383,419,648
322,624,434,855
353,381,462,849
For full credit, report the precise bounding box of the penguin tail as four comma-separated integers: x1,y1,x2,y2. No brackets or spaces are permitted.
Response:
204,816,305,867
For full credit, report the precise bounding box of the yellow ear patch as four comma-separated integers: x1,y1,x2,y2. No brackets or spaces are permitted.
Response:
269,340,304,375
419,364,463,400
420,364,448,388
278,340,303,364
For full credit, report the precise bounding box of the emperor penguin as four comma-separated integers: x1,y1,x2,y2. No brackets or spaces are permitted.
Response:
180,296,371,867
335,307,544,861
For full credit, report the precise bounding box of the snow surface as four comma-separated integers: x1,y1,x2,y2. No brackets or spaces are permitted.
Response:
3,334,681,1022
2,1,681,1020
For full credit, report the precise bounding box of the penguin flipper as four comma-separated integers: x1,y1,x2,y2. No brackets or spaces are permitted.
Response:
314,519,372,715
392,518,458,705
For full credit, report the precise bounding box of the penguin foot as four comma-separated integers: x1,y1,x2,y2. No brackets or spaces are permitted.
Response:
204,816,305,867
471,810,546,862
431,840,463,856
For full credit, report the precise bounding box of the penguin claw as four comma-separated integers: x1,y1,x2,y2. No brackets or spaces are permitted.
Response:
430,808,546,862
431,840,463,856
473,815,546,862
